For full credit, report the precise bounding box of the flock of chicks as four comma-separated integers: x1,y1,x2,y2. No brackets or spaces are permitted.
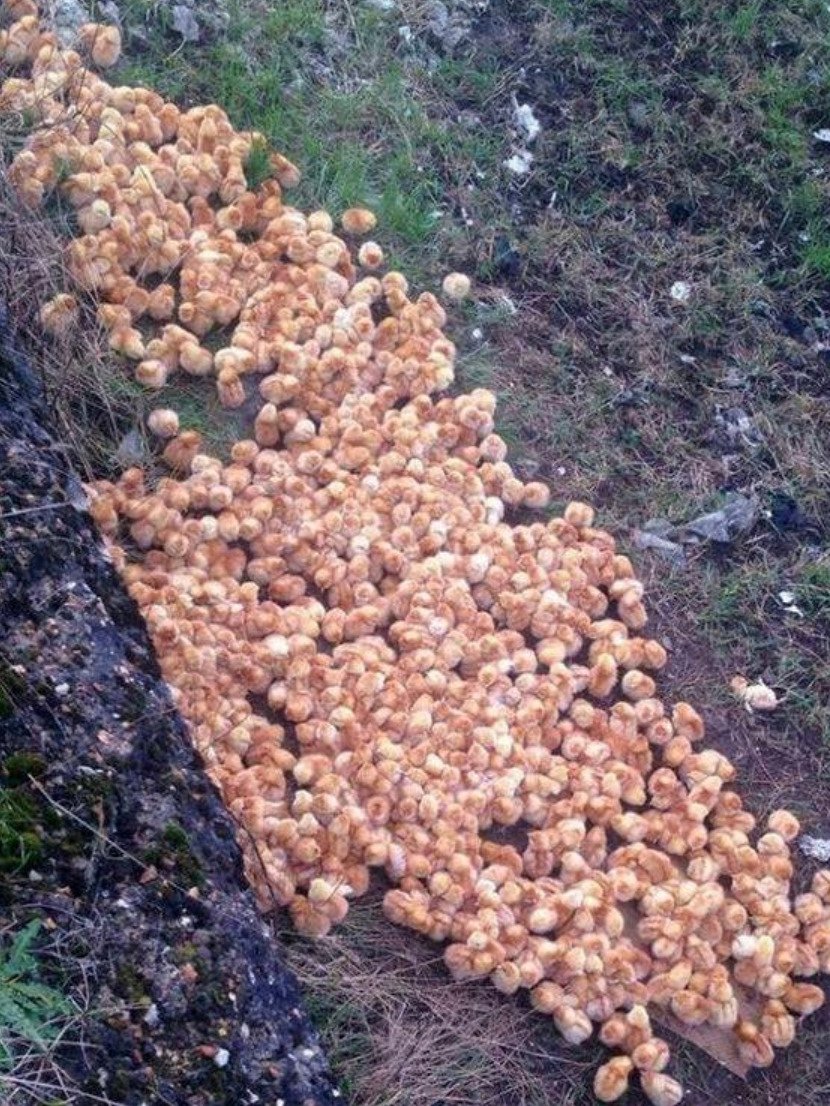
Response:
3,3,829,1102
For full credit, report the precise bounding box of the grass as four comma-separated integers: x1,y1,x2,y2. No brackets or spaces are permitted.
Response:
279,895,587,1106
108,0,479,277
0,161,139,480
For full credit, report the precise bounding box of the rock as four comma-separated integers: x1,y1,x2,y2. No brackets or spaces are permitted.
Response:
425,0,449,36
493,235,521,281
0,311,337,1106
714,405,762,449
769,492,821,535
683,492,759,543
800,836,830,863
114,428,149,468
100,1,121,23
51,0,89,45
512,97,541,143
632,529,687,568
642,517,675,538
172,4,201,42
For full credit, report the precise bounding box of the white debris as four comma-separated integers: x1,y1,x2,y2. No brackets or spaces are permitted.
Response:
398,24,413,43
778,589,805,617
670,280,692,304
503,150,534,175
812,128,830,143
800,836,830,863
214,1048,230,1069
512,97,541,143
143,1004,160,1029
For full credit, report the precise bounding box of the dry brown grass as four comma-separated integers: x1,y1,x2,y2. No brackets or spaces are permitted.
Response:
0,151,138,480
278,890,590,1106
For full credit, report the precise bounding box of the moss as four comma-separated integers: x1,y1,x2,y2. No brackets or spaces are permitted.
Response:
162,821,190,850
114,963,151,1008
2,752,47,785
149,822,206,886
0,788,43,874
171,941,199,965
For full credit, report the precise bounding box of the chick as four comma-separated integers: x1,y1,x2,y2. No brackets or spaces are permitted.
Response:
341,207,377,235
39,292,80,338
441,272,472,301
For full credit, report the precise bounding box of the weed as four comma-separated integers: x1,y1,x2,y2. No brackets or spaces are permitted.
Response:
801,242,830,278
0,790,42,875
0,920,72,1069
243,137,273,190
724,2,763,41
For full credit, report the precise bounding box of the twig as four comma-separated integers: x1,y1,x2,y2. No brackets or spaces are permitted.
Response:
0,502,70,521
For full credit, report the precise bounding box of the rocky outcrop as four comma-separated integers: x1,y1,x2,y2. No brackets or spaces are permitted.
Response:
0,311,338,1105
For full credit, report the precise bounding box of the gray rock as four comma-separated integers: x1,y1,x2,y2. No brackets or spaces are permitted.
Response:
172,4,201,42
683,492,759,544
100,1,121,24
642,517,675,538
114,428,149,468
632,529,687,568
800,836,830,863
51,0,89,45
425,0,450,36
715,405,762,449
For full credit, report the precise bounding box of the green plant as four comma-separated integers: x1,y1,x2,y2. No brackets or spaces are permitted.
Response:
802,242,830,279
243,137,274,190
0,920,72,1068
0,790,42,874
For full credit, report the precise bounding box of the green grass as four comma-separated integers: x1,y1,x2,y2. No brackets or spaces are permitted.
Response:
0,920,72,1069
108,0,496,278
695,555,830,746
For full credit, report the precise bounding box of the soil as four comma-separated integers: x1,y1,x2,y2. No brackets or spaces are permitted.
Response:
0,314,338,1105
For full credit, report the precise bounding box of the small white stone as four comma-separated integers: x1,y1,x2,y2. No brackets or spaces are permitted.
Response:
214,1048,230,1068
670,280,692,303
